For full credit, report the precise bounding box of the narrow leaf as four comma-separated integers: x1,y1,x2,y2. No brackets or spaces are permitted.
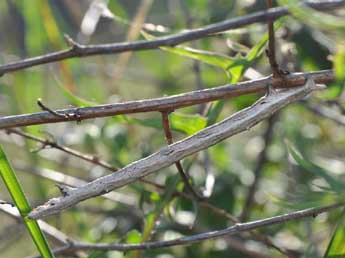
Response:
323,210,345,258
287,142,345,193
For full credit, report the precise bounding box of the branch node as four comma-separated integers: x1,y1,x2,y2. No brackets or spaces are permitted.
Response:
37,98,67,118
64,34,83,53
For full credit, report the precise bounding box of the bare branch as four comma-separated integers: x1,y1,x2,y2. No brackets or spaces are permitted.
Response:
32,202,345,254
0,1,344,76
0,70,334,130
266,0,283,78
28,78,323,219
13,162,136,206
6,129,119,171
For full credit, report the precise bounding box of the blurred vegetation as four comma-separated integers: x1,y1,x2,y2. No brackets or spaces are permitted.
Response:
0,0,345,258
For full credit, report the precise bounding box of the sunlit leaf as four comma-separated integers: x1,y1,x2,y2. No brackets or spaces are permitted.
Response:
125,230,142,244
118,112,207,135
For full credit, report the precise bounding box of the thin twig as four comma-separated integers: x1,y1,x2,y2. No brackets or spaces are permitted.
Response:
306,102,345,126
161,111,203,200
266,0,282,78
5,129,119,171
13,162,137,206
28,78,323,219
0,1,343,76
31,202,345,254
4,130,294,257
36,98,67,118
0,70,334,130
240,114,278,221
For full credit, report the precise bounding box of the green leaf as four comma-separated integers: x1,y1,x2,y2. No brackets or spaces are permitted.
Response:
142,18,285,83
206,100,224,125
0,145,54,258
142,175,180,239
287,142,345,193
125,230,142,244
328,44,345,98
118,112,207,135
56,78,97,107
278,0,345,32
323,210,345,258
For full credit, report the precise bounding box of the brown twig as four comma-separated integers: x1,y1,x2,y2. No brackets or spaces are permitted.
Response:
0,70,335,130
161,111,203,200
0,1,343,76
29,202,345,254
36,98,67,118
6,128,119,171
266,0,282,78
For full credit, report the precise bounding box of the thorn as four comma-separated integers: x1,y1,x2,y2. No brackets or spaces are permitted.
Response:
304,76,325,91
265,84,277,97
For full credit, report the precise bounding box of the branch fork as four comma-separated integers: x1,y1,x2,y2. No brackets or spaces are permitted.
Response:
28,77,322,220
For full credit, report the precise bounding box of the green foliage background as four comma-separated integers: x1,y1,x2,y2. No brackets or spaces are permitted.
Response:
0,1,344,258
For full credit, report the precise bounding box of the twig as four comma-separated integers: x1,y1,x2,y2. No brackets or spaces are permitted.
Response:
240,114,278,221
36,98,67,118
30,202,345,254
0,70,334,129
3,131,292,257
161,111,203,200
5,129,119,171
28,78,323,219
266,0,282,78
0,1,343,76
306,102,345,126
13,162,137,206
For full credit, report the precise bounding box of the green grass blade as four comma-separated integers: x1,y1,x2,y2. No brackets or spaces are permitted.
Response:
0,145,54,258
287,142,345,193
323,210,345,258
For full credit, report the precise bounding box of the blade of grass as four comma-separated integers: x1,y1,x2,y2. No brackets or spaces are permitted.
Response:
0,144,54,258
287,141,345,193
323,209,345,258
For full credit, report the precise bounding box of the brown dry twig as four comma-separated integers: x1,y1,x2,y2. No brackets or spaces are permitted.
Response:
161,111,204,200
0,70,335,130
0,1,344,76
29,202,345,255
